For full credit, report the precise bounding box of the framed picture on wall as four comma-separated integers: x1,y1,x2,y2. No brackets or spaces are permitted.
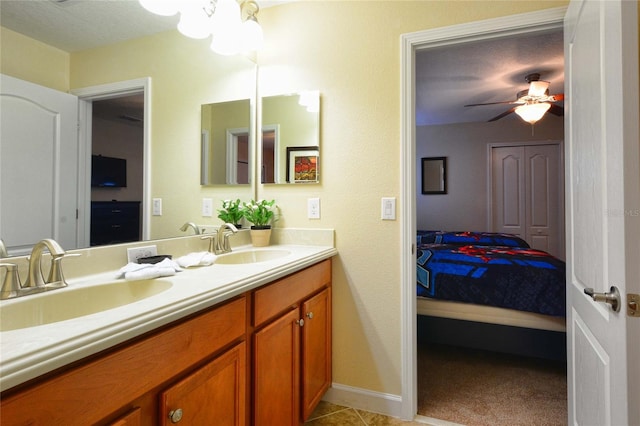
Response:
421,156,447,194
286,146,319,183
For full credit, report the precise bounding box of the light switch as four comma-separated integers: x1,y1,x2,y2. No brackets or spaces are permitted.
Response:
152,198,162,216
381,197,396,220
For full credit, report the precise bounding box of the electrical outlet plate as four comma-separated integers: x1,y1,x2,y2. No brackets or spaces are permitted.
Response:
127,245,158,263
202,198,213,217
308,198,320,219
152,198,162,216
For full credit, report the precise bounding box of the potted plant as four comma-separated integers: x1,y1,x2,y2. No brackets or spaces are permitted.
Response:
242,199,277,246
217,199,243,228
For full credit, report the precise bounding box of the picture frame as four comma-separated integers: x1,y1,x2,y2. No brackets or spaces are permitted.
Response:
421,156,447,194
286,146,319,183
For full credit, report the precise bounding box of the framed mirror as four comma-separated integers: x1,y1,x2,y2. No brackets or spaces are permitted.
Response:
261,91,320,184
201,99,252,186
421,157,447,194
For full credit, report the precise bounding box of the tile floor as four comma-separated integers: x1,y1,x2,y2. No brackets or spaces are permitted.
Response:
304,401,431,425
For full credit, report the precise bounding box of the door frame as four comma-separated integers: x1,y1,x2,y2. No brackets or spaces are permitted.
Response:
71,78,151,246
399,7,567,419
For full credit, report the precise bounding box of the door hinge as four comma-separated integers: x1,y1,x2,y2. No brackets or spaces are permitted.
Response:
628,293,639,317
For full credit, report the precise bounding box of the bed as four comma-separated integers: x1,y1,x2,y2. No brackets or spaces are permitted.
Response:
416,231,566,332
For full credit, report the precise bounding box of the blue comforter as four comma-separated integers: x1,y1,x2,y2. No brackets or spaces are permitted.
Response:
417,230,530,248
417,243,566,317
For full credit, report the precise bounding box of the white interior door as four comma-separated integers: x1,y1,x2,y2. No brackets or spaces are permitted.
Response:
0,74,79,255
564,1,639,425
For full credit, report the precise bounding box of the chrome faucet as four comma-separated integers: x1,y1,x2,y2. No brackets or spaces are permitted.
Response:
215,223,238,254
180,222,202,235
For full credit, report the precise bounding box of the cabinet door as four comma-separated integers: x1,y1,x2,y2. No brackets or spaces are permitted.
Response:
106,408,141,426
301,288,332,421
253,308,300,426
160,342,246,426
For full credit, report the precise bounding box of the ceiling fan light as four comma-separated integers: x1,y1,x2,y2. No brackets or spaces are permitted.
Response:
138,0,180,16
515,102,551,124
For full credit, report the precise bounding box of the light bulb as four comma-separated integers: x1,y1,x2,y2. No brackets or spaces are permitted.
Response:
177,6,213,39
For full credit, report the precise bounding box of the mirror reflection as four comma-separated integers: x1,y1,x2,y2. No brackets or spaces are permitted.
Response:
261,91,320,184
201,99,252,186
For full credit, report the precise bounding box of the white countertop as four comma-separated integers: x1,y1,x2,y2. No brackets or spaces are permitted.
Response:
0,243,337,391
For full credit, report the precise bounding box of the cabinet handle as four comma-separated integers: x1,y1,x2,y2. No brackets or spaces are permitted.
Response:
296,318,305,327
306,312,314,319
169,408,183,423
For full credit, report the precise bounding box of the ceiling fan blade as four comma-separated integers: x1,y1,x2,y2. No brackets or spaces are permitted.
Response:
465,100,520,107
488,107,516,122
548,93,565,102
548,104,564,116
528,80,550,97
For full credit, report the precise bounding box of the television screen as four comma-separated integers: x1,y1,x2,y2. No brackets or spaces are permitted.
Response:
91,155,127,187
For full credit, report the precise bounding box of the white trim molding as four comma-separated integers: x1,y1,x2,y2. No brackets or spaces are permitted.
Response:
323,383,402,418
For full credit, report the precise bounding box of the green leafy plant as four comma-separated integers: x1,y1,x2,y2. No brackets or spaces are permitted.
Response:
217,199,243,226
242,199,277,228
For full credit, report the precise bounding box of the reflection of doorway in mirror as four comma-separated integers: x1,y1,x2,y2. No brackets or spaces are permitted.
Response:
225,129,250,184
261,125,279,183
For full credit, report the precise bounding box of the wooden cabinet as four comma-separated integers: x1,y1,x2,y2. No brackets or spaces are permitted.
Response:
0,259,333,426
0,296,246,425
160,342,246,426
252,259,332,425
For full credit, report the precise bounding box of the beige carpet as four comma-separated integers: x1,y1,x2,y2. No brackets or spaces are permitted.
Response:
417,343,567,426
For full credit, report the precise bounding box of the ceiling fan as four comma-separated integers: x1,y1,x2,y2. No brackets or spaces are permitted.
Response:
465,73,564,123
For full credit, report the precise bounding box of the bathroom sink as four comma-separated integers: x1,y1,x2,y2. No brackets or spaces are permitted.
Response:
215,249,291,265
0,279,172,332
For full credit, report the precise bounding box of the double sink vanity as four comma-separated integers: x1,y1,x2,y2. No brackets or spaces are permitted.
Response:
0,228,337,425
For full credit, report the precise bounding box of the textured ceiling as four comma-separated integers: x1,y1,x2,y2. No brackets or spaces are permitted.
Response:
1,1,564,125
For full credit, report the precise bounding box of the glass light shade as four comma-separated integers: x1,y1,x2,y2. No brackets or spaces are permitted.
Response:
138,0,180,16
241,17,263,52
515,102,551,124
211,33,242,56
177,9,213,39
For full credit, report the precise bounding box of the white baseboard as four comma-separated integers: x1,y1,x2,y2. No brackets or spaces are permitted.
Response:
322,382,403,418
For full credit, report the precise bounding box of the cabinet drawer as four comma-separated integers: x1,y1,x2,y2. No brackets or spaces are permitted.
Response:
1,296,246,425
253,260,331,327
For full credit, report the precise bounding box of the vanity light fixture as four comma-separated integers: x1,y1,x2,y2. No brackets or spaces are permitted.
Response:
514,101,551,125
138,0,264,55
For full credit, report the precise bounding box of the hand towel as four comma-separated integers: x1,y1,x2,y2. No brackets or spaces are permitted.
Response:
176,251,217,268
117,258,182,281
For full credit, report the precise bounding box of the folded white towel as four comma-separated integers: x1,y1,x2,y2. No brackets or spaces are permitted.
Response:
117,258,182,281
176,251,217,268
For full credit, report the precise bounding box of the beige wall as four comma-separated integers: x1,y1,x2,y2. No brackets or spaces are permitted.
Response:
1,0,568,398
0,27,69,91
257,1,568,396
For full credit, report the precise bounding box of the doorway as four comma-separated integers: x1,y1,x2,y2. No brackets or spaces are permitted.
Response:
399,7,568,420
72,78,151,247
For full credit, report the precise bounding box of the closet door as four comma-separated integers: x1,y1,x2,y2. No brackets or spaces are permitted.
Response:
491,143,563,258
491,146,526,239
524,144,561,257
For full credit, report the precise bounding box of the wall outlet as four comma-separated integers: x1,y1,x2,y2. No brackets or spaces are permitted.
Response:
202,198,213,217
127,245,158,263
307,198,320,219
152,198,162,216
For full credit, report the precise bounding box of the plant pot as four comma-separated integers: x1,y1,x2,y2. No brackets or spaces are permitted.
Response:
250,226,272,247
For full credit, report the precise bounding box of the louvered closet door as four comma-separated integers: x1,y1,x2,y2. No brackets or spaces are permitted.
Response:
491,143,562,259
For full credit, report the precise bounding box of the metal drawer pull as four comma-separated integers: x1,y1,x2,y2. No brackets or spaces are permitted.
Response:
584,286,621,312
296,318,305,327
306,312,314,319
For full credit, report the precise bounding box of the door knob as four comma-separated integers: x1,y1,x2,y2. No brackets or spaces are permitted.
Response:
584,286,621,312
